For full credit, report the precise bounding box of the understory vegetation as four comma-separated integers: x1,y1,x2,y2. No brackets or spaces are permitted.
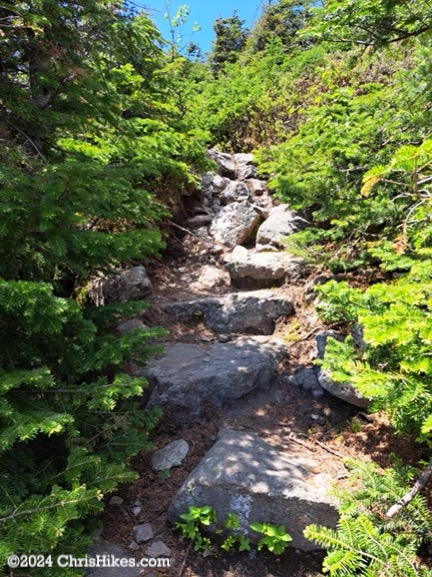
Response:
2,0,432,575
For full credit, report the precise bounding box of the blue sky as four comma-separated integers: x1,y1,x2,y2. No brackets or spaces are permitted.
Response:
133,1,262,55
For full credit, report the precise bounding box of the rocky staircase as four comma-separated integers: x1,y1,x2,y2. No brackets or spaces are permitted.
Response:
87,149,368,576
136,150,339,553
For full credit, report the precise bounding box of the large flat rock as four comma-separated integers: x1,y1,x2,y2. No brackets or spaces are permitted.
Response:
145,337,287,422
163,291,294,335
168,428,338,551
226,246,306,288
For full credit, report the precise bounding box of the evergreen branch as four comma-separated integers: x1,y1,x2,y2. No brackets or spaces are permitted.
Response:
0,495,92,523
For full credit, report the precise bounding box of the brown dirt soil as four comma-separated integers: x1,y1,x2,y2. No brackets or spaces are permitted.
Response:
101,234,427,577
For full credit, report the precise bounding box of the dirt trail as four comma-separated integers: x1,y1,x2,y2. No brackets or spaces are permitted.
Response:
98,155,419,577
100,233,411,577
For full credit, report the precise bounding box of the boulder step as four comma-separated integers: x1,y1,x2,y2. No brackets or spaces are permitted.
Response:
163,290,294,336
144,337,287,423
168,427,338,552
225,246,307,289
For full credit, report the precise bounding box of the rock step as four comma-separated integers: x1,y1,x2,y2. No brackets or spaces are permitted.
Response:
225,246,308,289
144,337,287,423
168,427,338,552
163,290,294,336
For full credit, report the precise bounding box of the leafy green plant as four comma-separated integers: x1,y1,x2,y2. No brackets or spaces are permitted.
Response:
221,512,251,552
174,506,288,555
174,505,216,552
250,522,293,554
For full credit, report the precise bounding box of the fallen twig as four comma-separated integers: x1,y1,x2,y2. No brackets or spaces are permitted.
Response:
300,327,324,341
288,432,317,452
314,439,345,459
300,321,347,342
386,461,432,518
178,541,193,577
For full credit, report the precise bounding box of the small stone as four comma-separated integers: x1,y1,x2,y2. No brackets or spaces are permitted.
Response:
218,334,230,343
145,541,172,558
118,319,148,333
201,335,214,342
152,439,190,471
311,414,320,420
286,368,319,390
132,523,154,544
190,265,229,292
128,540,140,551
108,495,124,506
220,180,250,204
131,506,141,516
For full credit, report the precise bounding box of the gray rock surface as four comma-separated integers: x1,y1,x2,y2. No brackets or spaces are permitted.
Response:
201,172,229,192
286,368,320,391
234,153,257,180
164,291,294,335
132,523,154,544
187,214,213,227
210,202,261,248
152,439,189,471
144,541,172,557
318,370,370,409
189,265,229,292
84,540,142,577
234,152,254,165
117,319,148,333
168,427,338,551
207,149,237,178
256,205,309,250
220,180,251,204
284,368,324,398
145,337,287,421
226,246,305,288
315,331,370,408
247,179,267,196
103,266,153,304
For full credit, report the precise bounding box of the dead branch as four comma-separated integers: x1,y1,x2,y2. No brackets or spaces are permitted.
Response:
288,432,317,452
314,439,345,459
178,541,193,577
386,461,432,518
